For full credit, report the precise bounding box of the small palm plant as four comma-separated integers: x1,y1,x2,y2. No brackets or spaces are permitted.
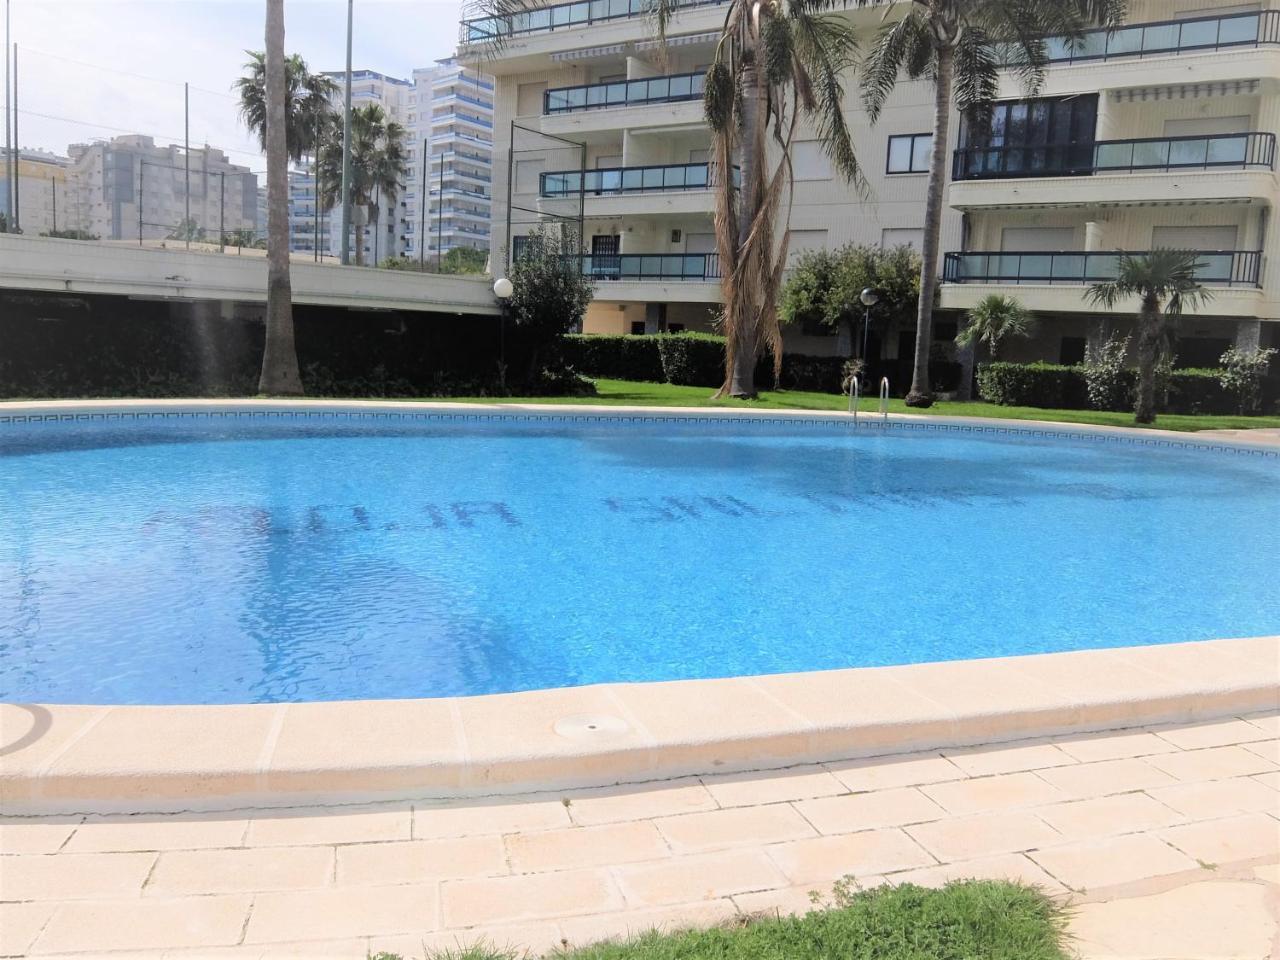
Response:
1086,249,1211,424
957,294,1034,361
317,104,410,267
858,0,1127,406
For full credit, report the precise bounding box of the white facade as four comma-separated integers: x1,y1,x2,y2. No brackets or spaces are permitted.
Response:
462,0,1280,360
406,57,495,262
63,136,258,243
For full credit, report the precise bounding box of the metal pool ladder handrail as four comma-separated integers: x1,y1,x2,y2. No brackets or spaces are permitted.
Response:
848,374,860,418
879,377,890,420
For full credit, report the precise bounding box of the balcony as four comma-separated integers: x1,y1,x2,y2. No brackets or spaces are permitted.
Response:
540,161,734,195
943,249,1262,287
581,252,720,281
461,0,724,44
953,133,1277,180
1024,10,1279,66
544,71,704,114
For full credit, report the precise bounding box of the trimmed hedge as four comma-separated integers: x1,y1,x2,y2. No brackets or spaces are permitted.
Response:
562,335,664,383
976,361,1279,414
566,333,962,397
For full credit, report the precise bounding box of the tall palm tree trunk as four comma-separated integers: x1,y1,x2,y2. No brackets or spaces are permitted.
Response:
257,0,303,395
905,42,955,408
1134,298,1162,424
726,49,764,398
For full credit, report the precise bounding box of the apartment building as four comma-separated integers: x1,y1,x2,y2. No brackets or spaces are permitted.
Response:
0,148,72,236
287,169,330,257
461,0,1280,363
405,57,496,263
320,69,415,264
63,136,258,243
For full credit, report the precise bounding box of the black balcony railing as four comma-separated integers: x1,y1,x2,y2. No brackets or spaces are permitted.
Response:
1025,10,1280,65
943,250,1262,287
544,71,704,114
953,132,1278,180
540,161,736,196
461,0,724,43
580,252,721,281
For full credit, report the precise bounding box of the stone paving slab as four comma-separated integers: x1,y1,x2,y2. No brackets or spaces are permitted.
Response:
1,712,1277,960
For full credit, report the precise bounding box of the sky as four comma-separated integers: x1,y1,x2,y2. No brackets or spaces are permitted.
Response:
6,0,467,171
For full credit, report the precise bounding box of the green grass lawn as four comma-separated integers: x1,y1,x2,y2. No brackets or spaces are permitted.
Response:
415,377,1280,433
372,881,1071,960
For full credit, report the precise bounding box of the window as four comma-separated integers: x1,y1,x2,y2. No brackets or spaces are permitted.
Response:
630,321,646,335
512,235,528,260
887,134,932,174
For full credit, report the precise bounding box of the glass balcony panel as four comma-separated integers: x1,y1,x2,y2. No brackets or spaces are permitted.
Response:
604,83,627,107
1169,139,1209,167
669,75,692,98
1218,13,1260,45
646,78,670,101
686,164,708,187
1017,254,1052,280
620,169,642,190
665,167,687,188
1141,22,1181,52
1084,254,1120,281
1196,253,1232,281
990,254,1020,280
642,167,664,189
1050,254,1085,281
1131,140,1171,169
1207,136,1248,165
1105,25,1144,56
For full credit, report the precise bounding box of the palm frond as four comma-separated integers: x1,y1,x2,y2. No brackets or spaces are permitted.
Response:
791,10,864,190
860,11,931,121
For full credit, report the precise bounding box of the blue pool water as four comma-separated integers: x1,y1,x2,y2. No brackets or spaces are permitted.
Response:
1,411,1278,705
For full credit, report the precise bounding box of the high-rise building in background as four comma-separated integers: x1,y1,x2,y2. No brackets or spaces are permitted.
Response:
0,148,72,236
319,69,414,265
461,0,1279,361
289,60,495,265
63,135,258,243
409,57,494,264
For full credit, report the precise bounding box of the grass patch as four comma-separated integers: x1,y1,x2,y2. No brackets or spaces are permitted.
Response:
371,880,1072,960
407,378,1280,433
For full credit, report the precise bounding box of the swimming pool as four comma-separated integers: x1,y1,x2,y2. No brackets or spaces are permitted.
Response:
2,407,1277,705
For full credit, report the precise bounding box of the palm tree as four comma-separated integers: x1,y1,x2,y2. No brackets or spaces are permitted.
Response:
696,1,865,397
1086,249,1211,425
471,0,864,398
859,0,1126,407
957,293,1033,361
257,0,303,396
235,50,338,163
316,104,409,267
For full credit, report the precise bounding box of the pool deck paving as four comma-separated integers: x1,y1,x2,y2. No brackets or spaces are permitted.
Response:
2,712,1277,960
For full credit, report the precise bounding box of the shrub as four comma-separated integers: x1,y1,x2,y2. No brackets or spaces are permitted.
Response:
505,226,595,388
1219,346,1278,414
1082,334,1133,411
976,362,1080,408
562,335,664,382
655,333,725,386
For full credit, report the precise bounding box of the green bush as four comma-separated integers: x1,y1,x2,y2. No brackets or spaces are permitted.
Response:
562,335,664,382
655,333,725,386
1219,346,1278,414
976,362,1083,408
1082,334,1133,411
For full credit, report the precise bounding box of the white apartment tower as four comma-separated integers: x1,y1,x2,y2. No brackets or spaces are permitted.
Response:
321,69,415,264
405,57,495,263
462,0,1280,362
0,148,72,237
64,136,258,243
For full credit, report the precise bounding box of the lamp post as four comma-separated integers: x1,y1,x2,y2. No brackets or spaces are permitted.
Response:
859,287,880,361
493,276,513,391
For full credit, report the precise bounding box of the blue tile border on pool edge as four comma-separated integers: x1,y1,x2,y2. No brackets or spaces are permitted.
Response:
0,405,1277,459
